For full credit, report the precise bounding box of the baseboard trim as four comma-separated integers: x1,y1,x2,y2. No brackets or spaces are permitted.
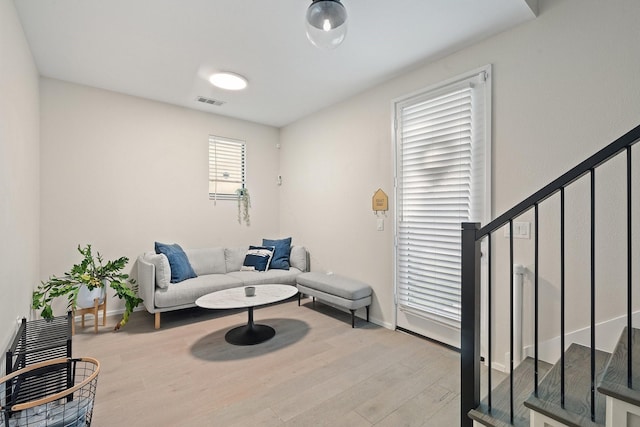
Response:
395,326,461,352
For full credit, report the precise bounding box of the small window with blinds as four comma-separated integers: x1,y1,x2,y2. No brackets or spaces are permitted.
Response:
208,136,245,200
395,68,490,330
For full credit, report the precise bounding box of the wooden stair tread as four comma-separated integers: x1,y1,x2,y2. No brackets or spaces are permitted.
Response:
597,326,640,407
524,343,609,427
469,357,552,427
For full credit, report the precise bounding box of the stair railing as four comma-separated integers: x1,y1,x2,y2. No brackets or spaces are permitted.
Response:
460,124,640,427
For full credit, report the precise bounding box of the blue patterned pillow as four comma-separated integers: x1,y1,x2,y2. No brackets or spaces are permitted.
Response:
262,237,292,270
241,246,275,272
154,242,197,283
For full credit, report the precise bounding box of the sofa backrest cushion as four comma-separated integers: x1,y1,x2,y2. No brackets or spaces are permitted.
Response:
145,252,171,289
146,245,307,278
290,246,308,272
225,247,248,272
185,247,226,275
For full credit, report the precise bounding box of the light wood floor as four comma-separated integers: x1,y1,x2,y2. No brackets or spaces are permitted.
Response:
73,297,462,426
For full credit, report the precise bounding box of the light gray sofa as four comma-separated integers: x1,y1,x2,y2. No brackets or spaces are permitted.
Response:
137,245,308,328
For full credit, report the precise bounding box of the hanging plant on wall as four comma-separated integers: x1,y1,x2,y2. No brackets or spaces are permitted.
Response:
236,187,251,226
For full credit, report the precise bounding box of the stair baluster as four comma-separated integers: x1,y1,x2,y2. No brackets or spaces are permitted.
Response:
627,147,633,390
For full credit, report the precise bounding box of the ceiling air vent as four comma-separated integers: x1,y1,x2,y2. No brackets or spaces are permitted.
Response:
196,96,225,106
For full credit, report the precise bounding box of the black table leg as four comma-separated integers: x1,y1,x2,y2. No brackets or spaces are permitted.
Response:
225,306,275,345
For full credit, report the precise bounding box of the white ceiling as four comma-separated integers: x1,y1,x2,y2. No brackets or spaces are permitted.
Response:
14,0,537,128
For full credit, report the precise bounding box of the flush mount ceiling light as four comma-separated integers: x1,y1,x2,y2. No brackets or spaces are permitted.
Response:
305,0,348,50
209,72,248,90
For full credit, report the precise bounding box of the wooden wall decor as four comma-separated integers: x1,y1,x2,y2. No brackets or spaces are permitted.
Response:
372,188,388,215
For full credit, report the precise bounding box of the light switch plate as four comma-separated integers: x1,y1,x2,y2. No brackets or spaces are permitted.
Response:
504,221,530,239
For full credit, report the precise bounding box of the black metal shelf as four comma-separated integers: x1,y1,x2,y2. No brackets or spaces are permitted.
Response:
5,313,72,375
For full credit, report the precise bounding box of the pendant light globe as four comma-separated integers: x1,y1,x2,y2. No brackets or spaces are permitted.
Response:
305,0,348,49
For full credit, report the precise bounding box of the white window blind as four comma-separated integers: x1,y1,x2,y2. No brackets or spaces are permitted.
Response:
396,71,489,328
208,136,245,200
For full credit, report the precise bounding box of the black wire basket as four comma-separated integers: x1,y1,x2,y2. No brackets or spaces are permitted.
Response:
0,357,100,427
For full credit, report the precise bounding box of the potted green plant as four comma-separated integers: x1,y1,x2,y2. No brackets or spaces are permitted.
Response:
32,244,143,331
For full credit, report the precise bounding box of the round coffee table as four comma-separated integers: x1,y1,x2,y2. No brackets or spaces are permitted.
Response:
195,284,298,345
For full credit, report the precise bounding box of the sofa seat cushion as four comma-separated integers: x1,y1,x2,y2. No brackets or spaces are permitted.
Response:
296,272,372,300
297,284,372,311
154,274,242,308
227,268,302,286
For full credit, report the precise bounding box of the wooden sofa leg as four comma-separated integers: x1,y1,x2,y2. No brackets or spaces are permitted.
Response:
298,292,301,306
155,312,161,329
366,306,370,322
350,309,355,328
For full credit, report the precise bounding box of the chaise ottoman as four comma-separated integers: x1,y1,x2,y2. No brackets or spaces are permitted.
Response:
296,272,372,328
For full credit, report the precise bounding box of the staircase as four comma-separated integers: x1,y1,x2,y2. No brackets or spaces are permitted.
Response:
468,328,640,427
460,124,640,427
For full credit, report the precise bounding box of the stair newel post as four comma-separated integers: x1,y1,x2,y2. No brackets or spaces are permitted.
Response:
461,222,481,427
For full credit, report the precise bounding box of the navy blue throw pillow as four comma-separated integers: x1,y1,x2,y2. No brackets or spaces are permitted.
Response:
241,245,275,272
262,237,292,270
154,242,197,283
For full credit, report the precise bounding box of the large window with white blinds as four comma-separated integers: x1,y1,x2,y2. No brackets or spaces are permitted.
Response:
208,135,245,200
395,67,491,337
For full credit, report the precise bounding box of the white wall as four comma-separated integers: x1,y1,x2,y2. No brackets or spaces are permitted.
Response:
280,0,640,356
279,92,396,327
0,0,40,370
39,79,281,318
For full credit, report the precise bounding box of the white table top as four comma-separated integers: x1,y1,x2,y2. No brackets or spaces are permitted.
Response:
195,284,298,310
